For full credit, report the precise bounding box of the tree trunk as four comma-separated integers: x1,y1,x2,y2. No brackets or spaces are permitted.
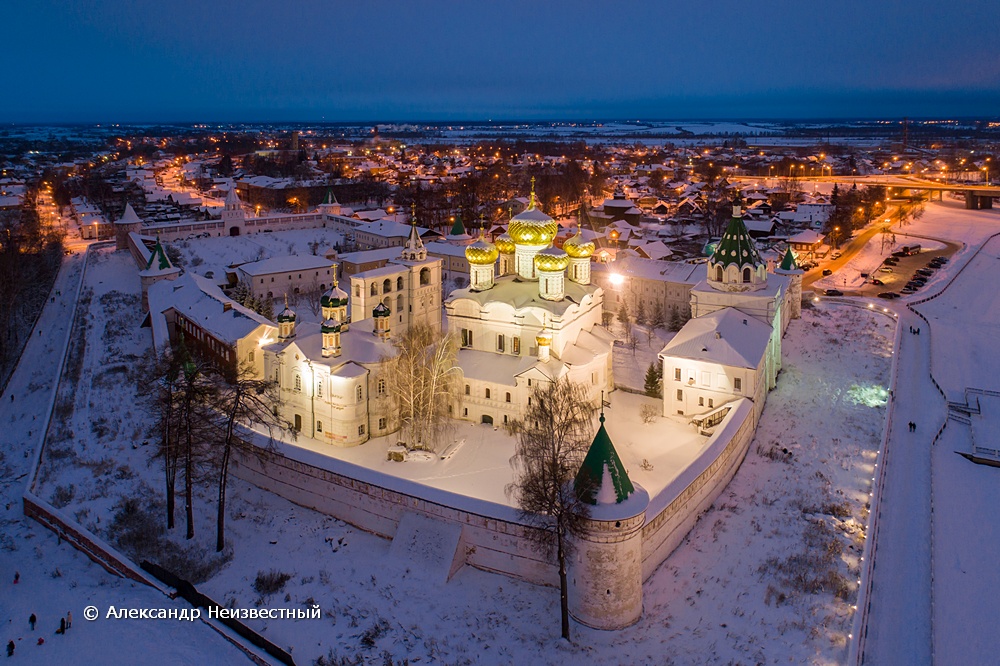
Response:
216,443,230,552
165,461,175,530
185,440,194,540
557,527,571,641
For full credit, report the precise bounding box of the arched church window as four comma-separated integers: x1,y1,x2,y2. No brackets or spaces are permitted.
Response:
420,268,431,285
383,278,392,293
397,277,404,290
742,267,751,283
715,265,723,281
370,283,378,296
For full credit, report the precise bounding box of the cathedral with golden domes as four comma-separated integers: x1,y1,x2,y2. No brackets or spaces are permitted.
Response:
445,184,615,428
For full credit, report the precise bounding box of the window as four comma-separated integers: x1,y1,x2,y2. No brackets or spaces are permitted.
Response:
734,378,743,393
355,285,361,297
379,417,387,430
503,415,508,425
701,371,711,386
293,414,302,431
505,392,511,403
248,350,255,364
527,378,532,387
274,369,279,383
591,372,597,385
715,265,723,281
420,268,430,285
461,329,473,347
708,398,714,408
698,396,704,406
742,267,751,283
370,283,377,296
465,384,470,395
358,424,366,436
497,334,505,352
377,378,386,395
316,421,323,433
294,375,302,392
674,367,681,381
676,389,683,401
512,336,520,355
485,388,491,399
397,277,403,290
397,295,403,313
463,408,468,416
383,278,392,293
317,381,323,398
356,385,363,402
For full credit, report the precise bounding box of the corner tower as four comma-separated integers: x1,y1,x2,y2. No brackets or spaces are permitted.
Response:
774,247,804,319
568,412,649,630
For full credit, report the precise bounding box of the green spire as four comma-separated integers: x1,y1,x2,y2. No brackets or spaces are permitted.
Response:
450,213,467,236
711,196,763,269
779,247,799,271
146,239,172,271
574,413,635,505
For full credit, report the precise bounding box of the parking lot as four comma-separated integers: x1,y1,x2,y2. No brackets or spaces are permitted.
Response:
833,241,961,298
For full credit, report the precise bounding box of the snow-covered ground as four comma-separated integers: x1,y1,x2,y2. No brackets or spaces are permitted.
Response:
29,242,894,664
0,251,246,665
860,199,1000,665
172,228,346,277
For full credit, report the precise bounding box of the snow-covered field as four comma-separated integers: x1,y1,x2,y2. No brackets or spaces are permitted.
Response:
29,242,893,664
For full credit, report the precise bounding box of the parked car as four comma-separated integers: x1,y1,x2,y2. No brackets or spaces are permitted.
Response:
901,287,917,295
916,268,934,277
822,269,833,276
871,278,885,285
936,257,950,264
825,289,844,296
880,267,893,273
878,291,900,299
883,257,899,265
905,281,922,289
891,250,907,258
832,252,842,259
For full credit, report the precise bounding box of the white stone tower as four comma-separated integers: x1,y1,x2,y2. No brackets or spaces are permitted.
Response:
774,247,804,319
321,318,342,358
114,203,142,251
221,187,245,236
568,411,649,630
535,323,552,363
465,231,498,291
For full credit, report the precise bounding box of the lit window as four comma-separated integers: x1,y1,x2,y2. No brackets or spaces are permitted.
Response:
512,337,520,355
377,378,386,395
676,389,683,401
294,375,301,392
674,368,681,381
734,378,743,393
379,417,387,430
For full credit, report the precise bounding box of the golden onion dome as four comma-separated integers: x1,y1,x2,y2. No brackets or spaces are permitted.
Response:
509,207,558,246
534,246,569,272
535,328,552,346
465,235,499,265
563,231,595,258
495,233,515,254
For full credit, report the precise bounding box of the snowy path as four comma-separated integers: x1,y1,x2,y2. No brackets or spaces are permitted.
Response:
0,251,245,665
860,306,940,665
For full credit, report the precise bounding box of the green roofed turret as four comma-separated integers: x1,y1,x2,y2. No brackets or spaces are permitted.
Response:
574,413,636,505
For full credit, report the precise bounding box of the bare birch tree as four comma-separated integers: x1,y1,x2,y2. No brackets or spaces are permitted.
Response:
506,377,595,641
381,323,461,452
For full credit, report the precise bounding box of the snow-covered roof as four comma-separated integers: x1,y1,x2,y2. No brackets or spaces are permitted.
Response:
237,255,334,277
147,273,275,348
115,203,141,226
593,256,701,284
445,275,601,317
263,319,394,367
788,229,825,245
659,307,772,369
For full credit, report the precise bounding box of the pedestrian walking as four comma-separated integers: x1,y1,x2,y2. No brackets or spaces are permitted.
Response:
65,612,71,629
6,640,14,657
13,572,19,584
29,613,36,630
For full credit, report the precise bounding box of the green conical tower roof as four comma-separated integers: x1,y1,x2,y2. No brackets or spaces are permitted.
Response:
450,214,467,237
574,414,635,505
711,196,763,269
778,246,799,271
146,239,172,271
324,189,338,205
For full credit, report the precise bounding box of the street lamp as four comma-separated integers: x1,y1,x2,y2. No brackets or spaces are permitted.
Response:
833,226,840,250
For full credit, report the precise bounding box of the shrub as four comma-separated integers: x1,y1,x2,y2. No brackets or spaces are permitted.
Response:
253,569,292,596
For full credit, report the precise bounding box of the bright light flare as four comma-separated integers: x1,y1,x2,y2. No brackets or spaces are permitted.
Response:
609,274,624,286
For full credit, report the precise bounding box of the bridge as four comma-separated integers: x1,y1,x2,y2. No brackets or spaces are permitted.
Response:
741,174,999,209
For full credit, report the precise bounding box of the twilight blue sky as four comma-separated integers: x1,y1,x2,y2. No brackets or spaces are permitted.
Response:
4,0,1000,122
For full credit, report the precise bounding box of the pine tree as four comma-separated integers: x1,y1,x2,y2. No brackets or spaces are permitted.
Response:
668,305,682,332
650,302,665,331
617,301,630,328
644,362,662,398
635,299,647,327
